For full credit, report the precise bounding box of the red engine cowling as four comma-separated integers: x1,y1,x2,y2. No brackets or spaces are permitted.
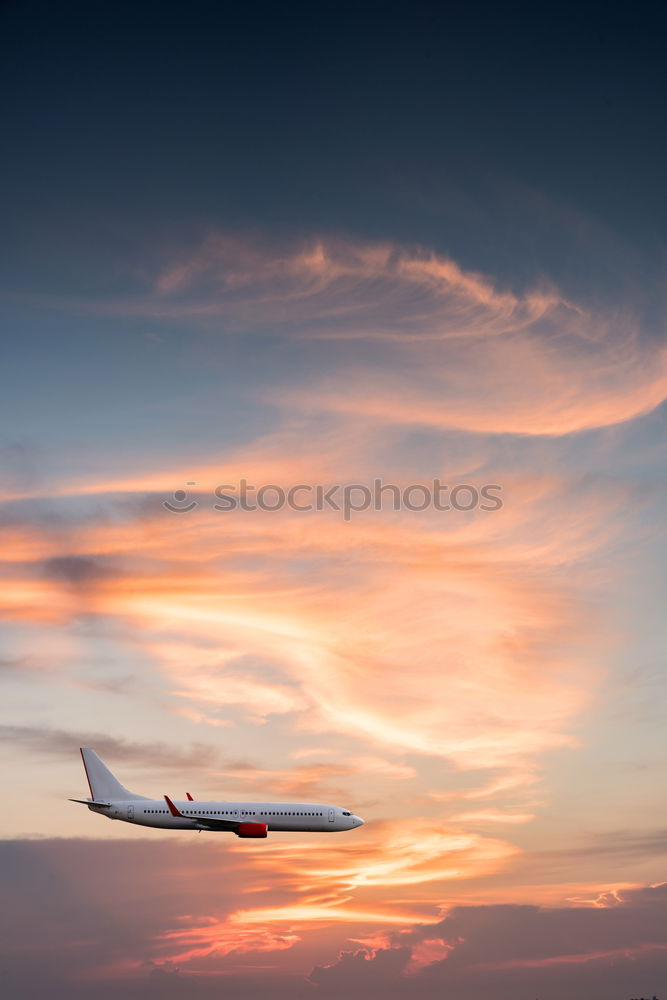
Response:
236,822,268,838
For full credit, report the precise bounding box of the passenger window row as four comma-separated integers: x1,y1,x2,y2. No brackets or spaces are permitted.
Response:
144,808,325,816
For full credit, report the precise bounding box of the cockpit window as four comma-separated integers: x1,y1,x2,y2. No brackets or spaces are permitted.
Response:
342,810,351,816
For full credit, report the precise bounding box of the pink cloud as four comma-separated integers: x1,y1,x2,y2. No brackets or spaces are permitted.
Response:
2,228,663,973
25,231,666,440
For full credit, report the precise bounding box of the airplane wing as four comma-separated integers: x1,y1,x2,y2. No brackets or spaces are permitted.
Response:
164,794,240,831
188,815,241,831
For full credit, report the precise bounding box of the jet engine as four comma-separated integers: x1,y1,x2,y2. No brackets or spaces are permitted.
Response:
236,822,268,838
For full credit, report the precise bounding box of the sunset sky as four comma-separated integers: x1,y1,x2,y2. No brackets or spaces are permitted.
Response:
2,3,667,998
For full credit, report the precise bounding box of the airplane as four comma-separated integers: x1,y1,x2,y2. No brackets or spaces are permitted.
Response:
70,748,365,838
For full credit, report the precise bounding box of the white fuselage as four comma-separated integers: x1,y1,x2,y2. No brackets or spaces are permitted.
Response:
72,748,365,837
86,798,364,833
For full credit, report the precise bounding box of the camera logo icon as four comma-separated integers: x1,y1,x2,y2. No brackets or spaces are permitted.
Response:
162,483,199,513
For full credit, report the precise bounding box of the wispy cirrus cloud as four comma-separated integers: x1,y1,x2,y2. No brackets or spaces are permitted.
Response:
0,454,623,821
147,233,557,340
18,232,667,440
0,481,607,766
2,228,665,990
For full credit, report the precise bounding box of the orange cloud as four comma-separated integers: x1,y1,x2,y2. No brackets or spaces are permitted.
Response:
0,463,614,802
156,919,301,964
74,232,667,438
29,232,666,443
3,231,656,955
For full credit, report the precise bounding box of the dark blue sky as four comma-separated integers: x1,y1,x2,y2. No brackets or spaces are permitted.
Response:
2,0,665,298
2,0,666,467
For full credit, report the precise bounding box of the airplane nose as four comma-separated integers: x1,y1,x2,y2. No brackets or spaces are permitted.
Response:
354,815,365,827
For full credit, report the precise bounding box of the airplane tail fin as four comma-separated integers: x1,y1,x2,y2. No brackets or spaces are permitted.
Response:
80,748,148,802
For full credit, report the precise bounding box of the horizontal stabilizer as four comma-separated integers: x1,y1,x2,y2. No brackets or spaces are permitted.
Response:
69,798,111,808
